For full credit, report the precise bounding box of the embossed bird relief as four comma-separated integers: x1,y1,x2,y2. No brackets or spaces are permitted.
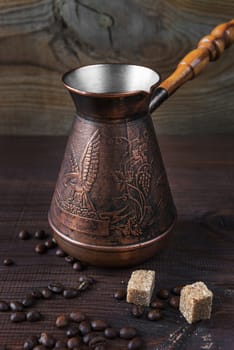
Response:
62,129,101,217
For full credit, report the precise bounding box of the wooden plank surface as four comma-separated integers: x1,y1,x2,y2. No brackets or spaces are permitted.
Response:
0,0,234,135
0,135,233,349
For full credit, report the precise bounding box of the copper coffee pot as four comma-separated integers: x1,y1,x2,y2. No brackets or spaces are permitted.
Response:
49,20,234,267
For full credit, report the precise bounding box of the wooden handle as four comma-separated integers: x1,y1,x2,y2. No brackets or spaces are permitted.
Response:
160,19,234,96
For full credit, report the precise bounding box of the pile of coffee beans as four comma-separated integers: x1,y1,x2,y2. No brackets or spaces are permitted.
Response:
22,311,143,349
113,285,183,322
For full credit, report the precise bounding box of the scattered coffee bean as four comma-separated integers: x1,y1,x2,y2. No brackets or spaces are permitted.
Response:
54,339,67,348
41,287,53,299
35,243,47,254
131,305,144,318
23,335,39,350
104,327,118,339
44,238,56,249
19,230,31,240
55,248,66,257
147,309,163,321
88,336,106,348
94,345,106,350
10,301,24,311
78,275,95,284
10,311,26,323
65,255,77,264
22,295,35,308
31,289,43,299
119,327,137,340
3,258,14,266
72,261,83,271
63,288,79,299
39,332,55,347
0,301,9,312
66,325,80,337
127,337,143,350
69,310,86,323
48,282,64,294
34,230,47,240
67,336,82,349
79,320,92,335
157,288,170,299
150,300,165,309
83,332,100,344
56,314,70,328
91,319,108,331
168,296,180,309
26,310,42,322
171,285,184,296
113,289,126,300
77,280,90,291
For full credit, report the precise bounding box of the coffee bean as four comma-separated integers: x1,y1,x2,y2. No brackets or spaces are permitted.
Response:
10,301,24,311
41,287,53,299
35,243,47,254
150,300,165,309
91,319,108,331
54,339,67,348
67,336,82,349
127,337,143,350
23,335,38,350
56,314,70,328
39,332,55,348
104,327,118,339
34,230,47,240
3,258,14,266
171,285,184,296
77,280,90,291
89,336,106,348
31,289,43,299
0,301,9,312
44,238,56,249
72,261,83,271
157,288,170,299
55,248,66,257
168,296,180,309
65,255,77,264
69,310,86,323
66,325,80,337
79,320,91,335
22,295,35,308
131,305,144,318
33,346,46,350
78,275,96,284
10,311,26,323
119,327,137,340
113,289,126,300
19,230,31,240
48,282,64,294
26,310,42,322
147,309,162,321
63,288,78,299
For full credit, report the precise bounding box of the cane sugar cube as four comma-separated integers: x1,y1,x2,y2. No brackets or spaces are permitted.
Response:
179,281,213,324
127,270,155,306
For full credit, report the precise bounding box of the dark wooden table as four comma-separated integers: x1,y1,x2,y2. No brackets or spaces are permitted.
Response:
0,135,233,349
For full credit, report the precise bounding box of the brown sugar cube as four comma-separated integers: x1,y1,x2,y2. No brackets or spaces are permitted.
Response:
127,270,155,306
179,281,213,324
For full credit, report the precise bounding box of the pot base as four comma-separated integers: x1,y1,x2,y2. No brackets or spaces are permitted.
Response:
49,215,176,268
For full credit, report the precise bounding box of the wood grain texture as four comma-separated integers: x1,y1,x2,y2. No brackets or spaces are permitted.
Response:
0,0,233,134
0,135,233,349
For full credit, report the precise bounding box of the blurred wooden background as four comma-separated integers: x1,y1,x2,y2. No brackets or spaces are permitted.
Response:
0,0,233,135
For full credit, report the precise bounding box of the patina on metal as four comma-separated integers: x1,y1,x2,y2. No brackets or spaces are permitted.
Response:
49,20,234,267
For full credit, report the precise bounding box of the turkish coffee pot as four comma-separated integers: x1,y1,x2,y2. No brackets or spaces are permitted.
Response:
49,20,234,267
